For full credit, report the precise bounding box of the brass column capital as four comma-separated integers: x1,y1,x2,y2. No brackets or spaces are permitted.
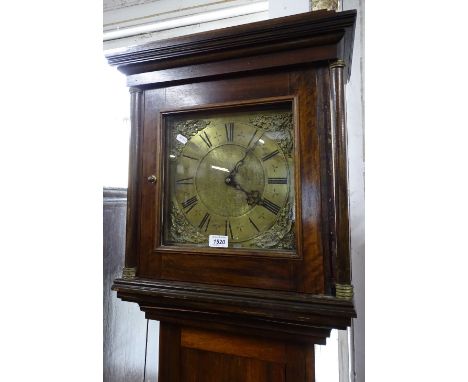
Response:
329,59,346,70
311,0,340,12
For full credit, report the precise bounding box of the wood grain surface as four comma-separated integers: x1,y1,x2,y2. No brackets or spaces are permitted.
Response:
158,324,316,382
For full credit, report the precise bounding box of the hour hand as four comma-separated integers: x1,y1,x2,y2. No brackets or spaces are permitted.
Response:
224,176,261,206
244,190,262,206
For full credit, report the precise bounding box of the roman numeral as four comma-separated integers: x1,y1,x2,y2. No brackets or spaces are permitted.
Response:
261,198,280,215
225,122,234,142
268,177,288,184
176,177,194,185
200,131,212,148
248,217,260,232
198,213,211,231
224,220,234,238
183,154,199,161
182,195,198,213
262,150,279,162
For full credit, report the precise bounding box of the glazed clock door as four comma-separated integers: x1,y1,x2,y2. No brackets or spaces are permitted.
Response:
138,68,328,295
163,103,295,251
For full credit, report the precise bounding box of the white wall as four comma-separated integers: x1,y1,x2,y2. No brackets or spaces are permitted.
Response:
268,0,309,18
103,0,269,51
342,1,365,381
101,59,130,188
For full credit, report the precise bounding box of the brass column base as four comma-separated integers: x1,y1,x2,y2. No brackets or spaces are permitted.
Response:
122,267,136,280
335,283,354,300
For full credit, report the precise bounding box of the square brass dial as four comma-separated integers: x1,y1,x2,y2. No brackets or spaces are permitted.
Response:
162,102,296,251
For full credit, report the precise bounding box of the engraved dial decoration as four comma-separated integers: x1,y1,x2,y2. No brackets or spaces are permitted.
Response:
164,105,295,250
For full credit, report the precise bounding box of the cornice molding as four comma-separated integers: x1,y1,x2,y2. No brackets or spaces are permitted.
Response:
106,10,356,78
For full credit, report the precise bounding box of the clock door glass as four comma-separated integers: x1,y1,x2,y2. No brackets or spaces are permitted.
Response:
162,102,295,251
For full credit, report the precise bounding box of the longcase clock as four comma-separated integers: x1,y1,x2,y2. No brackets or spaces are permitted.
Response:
107,9,357,382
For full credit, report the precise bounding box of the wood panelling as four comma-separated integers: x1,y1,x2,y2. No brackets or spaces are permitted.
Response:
181,328,286,363
181,348,285,382
159,252,294,290
159,324,316,382
159,323,181,382
289,68,325,294
285,342,315,382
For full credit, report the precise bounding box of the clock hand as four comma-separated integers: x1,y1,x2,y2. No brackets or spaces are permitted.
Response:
229,133,264,177
225,136,265,204
244,189,262,206
230,179,273,210
224,175,262,206
229,149,250,177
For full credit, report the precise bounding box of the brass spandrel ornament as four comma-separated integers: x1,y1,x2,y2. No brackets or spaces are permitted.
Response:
249,112,293,157
253,201,295,250
168,202,207,244
163,105,296,251
170,119,211,157
311,0,339,11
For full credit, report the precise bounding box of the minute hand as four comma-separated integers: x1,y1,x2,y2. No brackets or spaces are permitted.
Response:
229,133,264,176
230,149,250,177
